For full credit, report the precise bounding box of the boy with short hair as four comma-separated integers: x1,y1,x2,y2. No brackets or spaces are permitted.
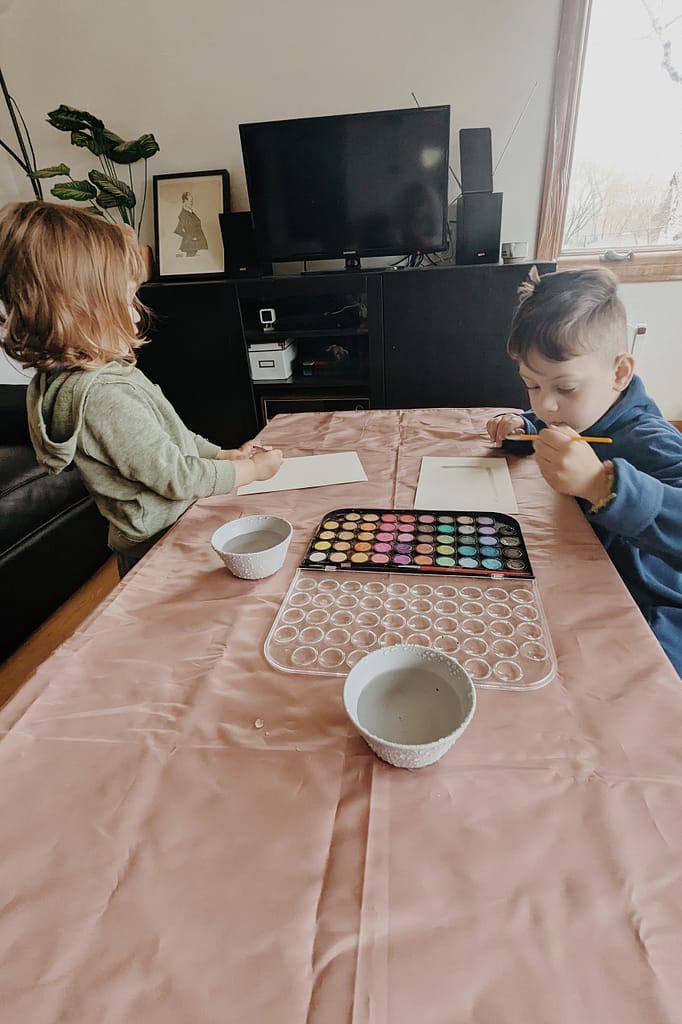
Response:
487,267,682,676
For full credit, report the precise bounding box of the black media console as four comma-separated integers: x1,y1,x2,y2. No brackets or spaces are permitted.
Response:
139,261,555,447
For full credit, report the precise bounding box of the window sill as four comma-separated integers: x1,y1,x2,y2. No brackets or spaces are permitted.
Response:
556,250,682,284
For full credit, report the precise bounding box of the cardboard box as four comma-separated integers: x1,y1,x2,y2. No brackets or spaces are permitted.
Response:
248,339,297,381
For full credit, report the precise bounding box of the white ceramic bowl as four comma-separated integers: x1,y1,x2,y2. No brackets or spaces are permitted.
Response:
343,644,476,769
211,515,293,580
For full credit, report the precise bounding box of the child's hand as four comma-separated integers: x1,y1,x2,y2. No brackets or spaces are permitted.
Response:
237,438,273,458
532,425,607,504
231,448,283,489
487,413,526,447
216,439,272,460
252,448,283,480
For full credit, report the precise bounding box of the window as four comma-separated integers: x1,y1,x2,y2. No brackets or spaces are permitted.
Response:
537,0,682,282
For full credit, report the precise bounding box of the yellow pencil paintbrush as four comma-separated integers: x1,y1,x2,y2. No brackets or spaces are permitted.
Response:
507,433,613,444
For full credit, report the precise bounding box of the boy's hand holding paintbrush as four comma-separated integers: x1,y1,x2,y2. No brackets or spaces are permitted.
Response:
528,424,614,507
486,413,611,448
486,415,614,509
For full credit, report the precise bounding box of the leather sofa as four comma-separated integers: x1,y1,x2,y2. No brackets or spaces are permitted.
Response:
0,383,110,662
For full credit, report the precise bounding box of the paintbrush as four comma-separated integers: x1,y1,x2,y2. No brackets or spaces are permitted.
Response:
506,434,612,444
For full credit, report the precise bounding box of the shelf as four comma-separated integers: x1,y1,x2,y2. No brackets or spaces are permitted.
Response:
237,271,382,428
245,326,368,341
252,375,368,391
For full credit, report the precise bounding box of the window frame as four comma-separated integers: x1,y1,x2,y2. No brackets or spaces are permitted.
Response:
536,0,682,283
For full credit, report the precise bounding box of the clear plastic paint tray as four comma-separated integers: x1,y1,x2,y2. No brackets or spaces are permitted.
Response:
265,569,557,691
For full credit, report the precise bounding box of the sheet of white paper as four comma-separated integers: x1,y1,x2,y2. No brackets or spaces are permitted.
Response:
414,456,518,513
237,451,367,496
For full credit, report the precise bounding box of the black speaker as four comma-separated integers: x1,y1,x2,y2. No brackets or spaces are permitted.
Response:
459,127,493,194
455,192,502,265
219,211,271,277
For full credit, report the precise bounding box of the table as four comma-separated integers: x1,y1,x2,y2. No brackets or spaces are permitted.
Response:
1,408,680,1024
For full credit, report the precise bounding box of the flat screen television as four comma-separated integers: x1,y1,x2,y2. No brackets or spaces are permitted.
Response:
239,105,450,268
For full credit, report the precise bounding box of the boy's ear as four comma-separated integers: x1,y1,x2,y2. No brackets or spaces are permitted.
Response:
613,352,635,392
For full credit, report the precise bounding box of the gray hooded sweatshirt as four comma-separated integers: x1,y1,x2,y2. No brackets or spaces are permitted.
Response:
27,363,236,557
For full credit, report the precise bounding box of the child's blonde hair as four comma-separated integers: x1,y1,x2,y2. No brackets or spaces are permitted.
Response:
0,200,147,372
507,267,628,364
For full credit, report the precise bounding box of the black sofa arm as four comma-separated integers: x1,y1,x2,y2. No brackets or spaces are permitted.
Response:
0,383,31,445
0,382,110,662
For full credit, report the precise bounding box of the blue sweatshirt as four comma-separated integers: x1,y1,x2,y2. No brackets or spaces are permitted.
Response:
504,376,682,676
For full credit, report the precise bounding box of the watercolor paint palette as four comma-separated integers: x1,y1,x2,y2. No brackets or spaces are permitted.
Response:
301,507,533,579
265,571,557,690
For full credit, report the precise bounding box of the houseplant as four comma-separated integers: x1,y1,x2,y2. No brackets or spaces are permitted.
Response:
32,104,160,237
0,63,42,198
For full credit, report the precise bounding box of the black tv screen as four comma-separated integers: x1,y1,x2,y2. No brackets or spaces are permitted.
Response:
239,105,450,265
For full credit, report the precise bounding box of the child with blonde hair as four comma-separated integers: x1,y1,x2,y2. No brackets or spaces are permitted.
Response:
0,201,282,576
487,267,682,676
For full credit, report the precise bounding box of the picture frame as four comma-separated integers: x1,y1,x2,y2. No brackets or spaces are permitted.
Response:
152,170,231,281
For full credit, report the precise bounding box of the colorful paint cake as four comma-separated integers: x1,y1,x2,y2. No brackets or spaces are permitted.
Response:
301,508,533,579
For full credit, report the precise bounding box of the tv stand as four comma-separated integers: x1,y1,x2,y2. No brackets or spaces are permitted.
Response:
300,255,365,275
302,263,387,277
139,261,555,438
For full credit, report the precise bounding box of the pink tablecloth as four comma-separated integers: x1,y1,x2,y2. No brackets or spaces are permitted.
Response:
1,408,680,1024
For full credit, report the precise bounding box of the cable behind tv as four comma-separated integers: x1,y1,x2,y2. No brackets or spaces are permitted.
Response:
410,81,538,192
493,80,538,175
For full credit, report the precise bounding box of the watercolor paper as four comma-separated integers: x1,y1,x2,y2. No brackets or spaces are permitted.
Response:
237,452,367,495
414,457,518,513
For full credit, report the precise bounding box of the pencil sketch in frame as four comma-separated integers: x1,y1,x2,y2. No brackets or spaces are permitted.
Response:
153,170,231,280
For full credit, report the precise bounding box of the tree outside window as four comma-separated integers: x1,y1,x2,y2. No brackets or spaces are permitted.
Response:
538,0,682,282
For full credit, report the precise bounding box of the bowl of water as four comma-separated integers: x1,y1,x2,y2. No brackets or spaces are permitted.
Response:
343,644,476,768
211,515,293,579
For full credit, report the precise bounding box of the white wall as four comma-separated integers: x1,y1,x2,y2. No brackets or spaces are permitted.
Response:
1,0,680,416
620,282,682,420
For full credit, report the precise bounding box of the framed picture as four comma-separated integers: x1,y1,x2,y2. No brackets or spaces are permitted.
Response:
152,170,231,280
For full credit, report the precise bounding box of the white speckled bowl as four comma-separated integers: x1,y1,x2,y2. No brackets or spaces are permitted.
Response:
343,644,476,769
211,515,293,580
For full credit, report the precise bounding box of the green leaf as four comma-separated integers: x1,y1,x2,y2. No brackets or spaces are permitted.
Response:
30,163,70,179
108,132,160,164
70,128,113,157
136,133,160,159
96,191,136,210
47,104,105,133
101,129,125,148
89,169,136,209
106,139,144,164
50,179,98,202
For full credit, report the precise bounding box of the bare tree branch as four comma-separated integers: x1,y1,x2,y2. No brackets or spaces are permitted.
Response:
642,0,682,84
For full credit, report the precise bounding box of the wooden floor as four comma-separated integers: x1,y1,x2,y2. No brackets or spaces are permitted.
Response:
0,557,120,708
